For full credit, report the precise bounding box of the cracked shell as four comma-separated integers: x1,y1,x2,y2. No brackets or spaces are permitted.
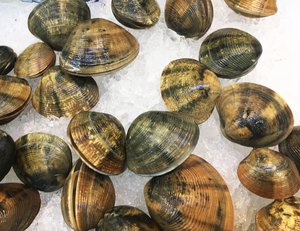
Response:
0,46,17,75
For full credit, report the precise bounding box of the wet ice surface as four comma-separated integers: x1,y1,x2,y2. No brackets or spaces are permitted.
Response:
0,0,300,230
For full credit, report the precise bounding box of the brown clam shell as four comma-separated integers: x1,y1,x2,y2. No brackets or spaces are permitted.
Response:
144,154,234,231
0,130,16,181
0,46,17,75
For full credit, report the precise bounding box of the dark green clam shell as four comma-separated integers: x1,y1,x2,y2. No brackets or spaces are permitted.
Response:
0,46,17,75
0,130,16,181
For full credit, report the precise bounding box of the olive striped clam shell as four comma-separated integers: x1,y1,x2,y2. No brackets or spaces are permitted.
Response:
216,82,294,147
60,18,139,76
126,111,199,176
0,46,17,75
199,28,262,79
32,66,99,118
67,111,126,175
111,0,161,29
161,58,221,124
0,130,16,181
144,154,234,231
165,0,213,39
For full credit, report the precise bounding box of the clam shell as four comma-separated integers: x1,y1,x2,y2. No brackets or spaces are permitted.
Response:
13,132,72,192
60,18,139,76
32,66,99,118
0,46,17,75
238,148,300,199
126,111,199,176
28,0,91,51
199,28,262,79
160,58,221,124
0,75,32,125
0,130,16,181
144,154,234,231
111,0,160,29
256,197,300,231
67,111,126,175
14,42,56,78
224,0,277,17
0,183,41,231
61,160,115,231
165,0,213,39
96,205,160,231
216,82,294,147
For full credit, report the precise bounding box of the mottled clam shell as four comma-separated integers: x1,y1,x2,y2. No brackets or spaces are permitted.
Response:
0,183,41,231
0,46,17,75
28,0,91,51
238,148,300,199
0,75,32,125
67,111,126,175
224,0,277,17
256,197,300,231
96,205,160,231
111,0,160,29
13,132,72,192
199,28,262,79
144,154,234,231
14,42,56,78
126,111,199,176
279,126,300,173
165,0,213,39
160,58,221,124
0,130,16,181
32,66,99,118
61,160,115,231
216,82,294,147
60,18,139,76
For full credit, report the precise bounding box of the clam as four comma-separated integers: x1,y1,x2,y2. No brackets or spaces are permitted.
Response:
0,130,16,181
199,28,262,79
165,0,213,39
61,160,115,231
0,75,32,125
32,66,99,118
224,0,277,18
28,0,91,51
216,82,294,147
60,18,139,76
256,196,300,231
96,205,160,231
160,58,221,124
14,42,56,78
0,183,41,231
13,132,72,192
144,154,234,231
0,46,17,75
126,111,199,176
238,148,300,199
111,0,161,29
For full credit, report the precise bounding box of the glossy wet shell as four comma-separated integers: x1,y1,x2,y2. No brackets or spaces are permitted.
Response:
32,66,99,118
237,148,300,199
126,111,199,176
0,183,41,231
165,0,213,39
144,154,234,231
61,160,115,231
96,205,160,231
60,18,139,76
0,75,32,125
111,0,160,29
14,42,56,78
224,0,277,17
161,58,221,124
199,28,262,79
0,130,16,181
68,111,126,175
0,46,17,75
28,0,91,51
13,132,72,192
256,197,300,231
216,82,294,147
